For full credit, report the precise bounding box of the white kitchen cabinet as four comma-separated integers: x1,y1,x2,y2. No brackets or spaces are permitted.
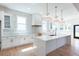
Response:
20,37,32,45
23,38,28,44
15,36,33,46
2,13,11,29
4,15,10,28
13,38,21,47
66,36,71,44
1,37,14,49
34,35,71,56
32,14,42,25
15,36,32,45
34,38,46,56
26,37,33,43
2,13,14,37
46,39,57,54
0,11,33,50
56,37,66,48
1,36,33,50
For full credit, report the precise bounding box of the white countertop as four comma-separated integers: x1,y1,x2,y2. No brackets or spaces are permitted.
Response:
35,34,71,41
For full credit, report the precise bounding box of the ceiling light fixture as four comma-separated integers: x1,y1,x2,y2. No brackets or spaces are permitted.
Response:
60,9,64,23
42,3,64,23
42,3,53,22
53,6,60,23
53,6,64,23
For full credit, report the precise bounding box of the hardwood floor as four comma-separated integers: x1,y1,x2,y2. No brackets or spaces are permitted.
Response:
0,43,33,56
0,39,79,56
47,39,79,56
47,44,78,56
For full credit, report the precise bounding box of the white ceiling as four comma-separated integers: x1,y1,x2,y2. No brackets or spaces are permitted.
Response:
0,3,79,20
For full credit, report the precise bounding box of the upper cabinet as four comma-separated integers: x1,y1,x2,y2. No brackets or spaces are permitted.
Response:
32,14,42,25
2,13,12,29
4,15,10,28
2,13,13,36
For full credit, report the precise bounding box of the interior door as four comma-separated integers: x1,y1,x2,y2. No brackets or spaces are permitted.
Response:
0,21,1,50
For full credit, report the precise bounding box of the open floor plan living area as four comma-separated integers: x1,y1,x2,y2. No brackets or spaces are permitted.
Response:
0,3,79,56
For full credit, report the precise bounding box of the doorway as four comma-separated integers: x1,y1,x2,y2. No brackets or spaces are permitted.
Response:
0,21,1,50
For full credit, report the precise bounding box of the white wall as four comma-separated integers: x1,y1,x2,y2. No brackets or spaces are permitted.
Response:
65,14,79,39
0,5,32,36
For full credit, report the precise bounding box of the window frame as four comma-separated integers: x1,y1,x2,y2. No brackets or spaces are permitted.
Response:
16,16,27,34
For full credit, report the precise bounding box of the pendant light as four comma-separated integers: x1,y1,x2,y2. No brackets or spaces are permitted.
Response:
54,6,64,23
42,3,53,22
54,6,60,23
59,9,64,23
55,6,58,18
42,4,64,23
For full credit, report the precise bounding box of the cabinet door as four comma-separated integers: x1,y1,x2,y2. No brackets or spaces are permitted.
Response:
14,36,22,46
13,38,21,47
20,37,25,45
25,37,33,44
56,37,66,48
46,39,57,54
1,37,13,49
1,37,7,49
6,37,14,48
66,36,71,45
32,14,42,25
20,37,29,45
4,15,10,28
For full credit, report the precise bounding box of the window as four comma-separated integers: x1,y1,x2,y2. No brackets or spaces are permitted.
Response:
17,16,26,34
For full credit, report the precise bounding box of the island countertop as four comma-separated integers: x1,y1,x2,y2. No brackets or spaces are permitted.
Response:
34,34,71,56
35,34,71,41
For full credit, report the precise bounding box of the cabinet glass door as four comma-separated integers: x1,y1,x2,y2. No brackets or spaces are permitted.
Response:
4,15,10,28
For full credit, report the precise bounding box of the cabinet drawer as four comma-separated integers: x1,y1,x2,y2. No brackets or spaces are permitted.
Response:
2,37,15,42
2,39,14,44
2,41,13,46
2,43,13,49
25,38,33,43
14,39,21,46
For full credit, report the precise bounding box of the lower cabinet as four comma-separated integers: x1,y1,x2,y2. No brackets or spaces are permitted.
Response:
1,37,14,49
46,40,57,54
1,36,33,50
56,37,66,48
66,36,71,45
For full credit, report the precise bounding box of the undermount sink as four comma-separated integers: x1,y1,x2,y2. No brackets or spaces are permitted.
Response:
49,35,56,36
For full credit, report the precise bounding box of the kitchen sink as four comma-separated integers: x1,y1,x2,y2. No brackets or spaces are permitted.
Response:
49,35,56,36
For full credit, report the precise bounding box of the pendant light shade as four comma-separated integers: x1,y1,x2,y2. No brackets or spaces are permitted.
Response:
59,9,64,23
53,6,60,23
42,3,54,22
42,4,64,23
54,6,64,23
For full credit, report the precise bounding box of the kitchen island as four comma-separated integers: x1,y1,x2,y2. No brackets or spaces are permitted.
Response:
33,34,71,56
